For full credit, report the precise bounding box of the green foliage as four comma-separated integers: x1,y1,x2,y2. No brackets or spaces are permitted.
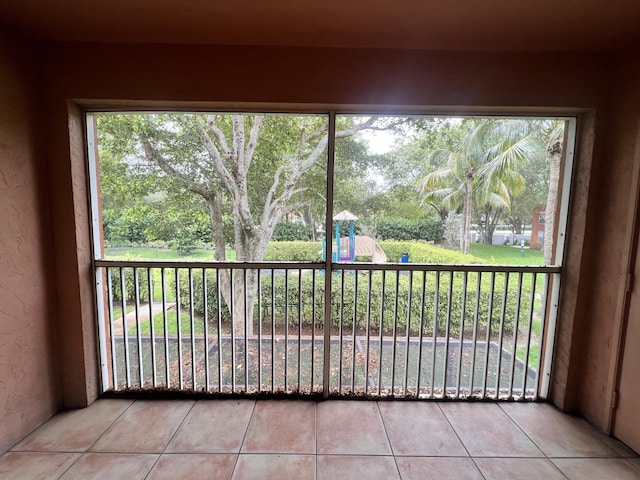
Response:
257,271,524,335
109,267,151,302
272,222,313,241
172,269,232,324
264,241,323,261
377,241,483,264
170,266,528,337
370,218,444,242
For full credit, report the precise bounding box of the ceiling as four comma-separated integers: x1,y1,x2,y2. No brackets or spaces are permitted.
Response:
1,0,639,51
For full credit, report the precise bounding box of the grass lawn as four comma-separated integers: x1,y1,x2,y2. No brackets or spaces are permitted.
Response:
128,310,211,336
105,246,236,261
469,243,544,266
111,305,135,319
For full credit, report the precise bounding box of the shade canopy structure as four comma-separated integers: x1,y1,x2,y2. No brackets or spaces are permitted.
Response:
333,210,358,222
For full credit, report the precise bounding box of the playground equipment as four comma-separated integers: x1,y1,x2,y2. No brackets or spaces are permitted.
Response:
322,210,387,263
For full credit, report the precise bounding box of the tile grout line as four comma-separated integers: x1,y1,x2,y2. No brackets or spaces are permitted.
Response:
436,402,487,480
54,399,139,480
142,399,198,479
497,403,569,479
375,401,402,479
229,399,258,479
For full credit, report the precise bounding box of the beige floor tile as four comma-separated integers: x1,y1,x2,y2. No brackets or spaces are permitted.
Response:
166,400,254,453
147,453,237,480
475,457,567,480
500,403,618,457
12,399,132,452
552,458,640,480
0,452,79,480
90,400,193,453
440,403,543,457
395,457,483,480
317,401,391,455
59,453,157,480
379,402,467,456
241,400,315,454
232,454,315,479
317,455,400,480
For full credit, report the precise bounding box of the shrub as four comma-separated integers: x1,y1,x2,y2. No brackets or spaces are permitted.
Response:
378,241,483,264
108,267,150,302
173,269,232,323
175,267,529,336
370,218,444,243
264,241,322,261
272,222,313,241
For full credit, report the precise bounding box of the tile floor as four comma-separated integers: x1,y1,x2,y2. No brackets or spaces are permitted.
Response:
1,398,639,479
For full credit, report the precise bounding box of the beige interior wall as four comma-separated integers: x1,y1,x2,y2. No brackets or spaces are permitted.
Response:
37,41,639,434
0,26,61,453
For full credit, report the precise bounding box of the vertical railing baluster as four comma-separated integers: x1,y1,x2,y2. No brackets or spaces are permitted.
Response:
243,269,249,393
534,274,551,400
508,272,524,398
522,273,537,398
441,271,454,398
494,272,510,399
175,268,184,389
284,270,289,392
216,269,223,393
257,269,263,392
351,270,358,394
338,269,345,394
271,269,275,393
391,269,400,396
298,269,303,393
468,272,482,398
416,270,428,397
203,269,210,392
311,270,316,392
364,271,372,395
378,270,386,396
120,267,131,388
161,269,170,388
429,272,440,399
133,268,144,388
107,268,118,390
230,269,236,393
148,268,157,388
403,270,413,397
455,272,468,398
189,268,196,390
481,272,496,398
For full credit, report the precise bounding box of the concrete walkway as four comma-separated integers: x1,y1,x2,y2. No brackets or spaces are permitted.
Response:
111,302,177,335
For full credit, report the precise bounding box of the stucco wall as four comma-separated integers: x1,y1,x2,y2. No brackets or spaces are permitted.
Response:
40,41,637,433
0,27,60,453
568,50,640,430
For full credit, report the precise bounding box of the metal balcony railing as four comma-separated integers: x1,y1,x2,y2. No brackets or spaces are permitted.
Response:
94,260,560,400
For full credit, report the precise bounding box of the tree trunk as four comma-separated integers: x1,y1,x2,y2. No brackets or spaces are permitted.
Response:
544,140,562,265
461,174,473,255
481,205,503,246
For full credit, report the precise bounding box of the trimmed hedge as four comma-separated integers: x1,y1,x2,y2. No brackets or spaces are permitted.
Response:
172,268,531,336
378,241,483,264
272,222,313,241
109,267,151,302
256,271,526,335
371,218,444,243
264,241,322,261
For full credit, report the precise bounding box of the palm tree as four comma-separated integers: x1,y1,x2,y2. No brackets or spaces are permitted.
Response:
417,119,543,254
541,121,565,265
